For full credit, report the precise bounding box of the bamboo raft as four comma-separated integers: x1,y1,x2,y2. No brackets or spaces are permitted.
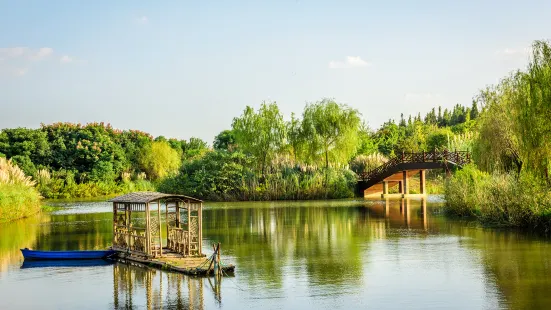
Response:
107,192,235,277
112,243,234,276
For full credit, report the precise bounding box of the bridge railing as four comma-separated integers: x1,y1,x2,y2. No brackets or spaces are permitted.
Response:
358,150,470,181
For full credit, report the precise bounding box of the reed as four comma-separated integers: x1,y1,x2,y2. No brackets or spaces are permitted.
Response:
0,157,42,222
444,165,551,233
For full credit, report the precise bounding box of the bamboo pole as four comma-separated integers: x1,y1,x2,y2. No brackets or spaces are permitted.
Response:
199,202,203,256
145,202,150,256
187,201,191,256
207,244,216,274
113,202,117,248
157,201,162,257
217,242,221,277
166,201,169,248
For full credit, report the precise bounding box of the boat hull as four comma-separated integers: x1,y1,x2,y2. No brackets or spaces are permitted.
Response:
21,259,115,269
20,249,117,260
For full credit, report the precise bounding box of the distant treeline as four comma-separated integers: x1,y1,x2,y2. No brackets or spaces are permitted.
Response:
0,95,475,200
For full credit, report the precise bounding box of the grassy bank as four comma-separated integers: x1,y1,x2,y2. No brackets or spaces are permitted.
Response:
0,184,42,223
444,165,551,233
0,158,43,223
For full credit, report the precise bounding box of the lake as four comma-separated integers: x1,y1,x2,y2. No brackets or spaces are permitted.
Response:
1,197,550,309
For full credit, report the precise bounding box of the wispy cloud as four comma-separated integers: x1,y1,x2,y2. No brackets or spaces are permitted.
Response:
30,47,54,60
329,56,371,69
59,55,73,64
0,47,54,61
495,47,532,57
0,46,81,77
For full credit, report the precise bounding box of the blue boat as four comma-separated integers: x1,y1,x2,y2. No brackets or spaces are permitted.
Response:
20,248,117,260
21,259,115,269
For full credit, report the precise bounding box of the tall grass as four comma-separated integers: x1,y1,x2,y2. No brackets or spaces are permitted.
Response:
444,165,551,233
0,157,42,222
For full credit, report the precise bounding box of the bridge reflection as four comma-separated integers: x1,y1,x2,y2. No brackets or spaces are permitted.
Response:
367,197,431,231
112,262,222,310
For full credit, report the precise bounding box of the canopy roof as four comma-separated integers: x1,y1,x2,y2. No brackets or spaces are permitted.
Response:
109,191,202,204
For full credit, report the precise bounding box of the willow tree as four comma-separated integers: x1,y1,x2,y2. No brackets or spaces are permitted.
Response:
286,112,304,163
514,40,551,183
232,101,286,177
301,99,361,169
138,141,181,180
473,77,522,174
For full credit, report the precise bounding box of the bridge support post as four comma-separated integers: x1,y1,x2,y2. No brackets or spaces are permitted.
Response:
419,170,426,195
402,171,409,197
382,181,389,196
398,181,403,194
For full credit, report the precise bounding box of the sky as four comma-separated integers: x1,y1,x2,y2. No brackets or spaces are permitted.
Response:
1,0,550,143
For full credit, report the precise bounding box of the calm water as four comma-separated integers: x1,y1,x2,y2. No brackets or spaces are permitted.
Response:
1,197,551,309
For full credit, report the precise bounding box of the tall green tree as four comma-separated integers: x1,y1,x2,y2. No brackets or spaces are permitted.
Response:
232,101,286,177
286,112,305,163
138,141,181,180
301,99,361,169
473,79,522,174
514,40,551,183
213,130,237,152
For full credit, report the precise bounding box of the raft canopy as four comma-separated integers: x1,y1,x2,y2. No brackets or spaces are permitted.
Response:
109,191,203,259
109,191,202,204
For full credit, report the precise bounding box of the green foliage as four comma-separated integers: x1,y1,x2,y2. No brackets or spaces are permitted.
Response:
301,99,361,168
138,141,181,180
426,127,452,151
0,184,42,223
444,166,551,232
0,157,42,222
356,122,378,155
159,150,355,201
232,102,286,176
514,40,551,183
213,130,237,152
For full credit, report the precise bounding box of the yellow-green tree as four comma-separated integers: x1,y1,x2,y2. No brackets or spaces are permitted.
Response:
301,99,361,169
232,101,286,177
138,141,181,180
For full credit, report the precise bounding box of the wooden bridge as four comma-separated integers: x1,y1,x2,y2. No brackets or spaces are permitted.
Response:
356,150,470,198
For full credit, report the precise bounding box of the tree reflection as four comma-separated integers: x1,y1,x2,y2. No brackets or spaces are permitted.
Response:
0,213,50,271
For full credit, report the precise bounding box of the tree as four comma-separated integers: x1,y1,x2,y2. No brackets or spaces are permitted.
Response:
301,99,361,169
514,40,551,183
213,130,237,152
470,100,479,120
356,122,378,156
138,141,181,180
182,137,208,159
375,120,401,156
232,101,286,177
473,80,522,174
286,113,304,162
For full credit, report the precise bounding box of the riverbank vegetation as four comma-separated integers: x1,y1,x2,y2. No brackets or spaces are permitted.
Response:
444,40,551,233
1,97,472,201
0,157,42,222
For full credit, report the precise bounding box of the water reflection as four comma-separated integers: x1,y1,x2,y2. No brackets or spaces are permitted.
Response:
113,262,224,310
2,199,551,309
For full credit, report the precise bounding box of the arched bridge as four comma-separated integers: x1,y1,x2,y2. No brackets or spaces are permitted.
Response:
356,150,470,198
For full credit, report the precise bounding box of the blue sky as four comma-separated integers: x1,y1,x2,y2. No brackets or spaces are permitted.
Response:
1,0,549,142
